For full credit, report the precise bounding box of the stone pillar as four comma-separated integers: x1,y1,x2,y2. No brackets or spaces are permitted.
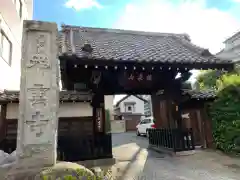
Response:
17,21,59,167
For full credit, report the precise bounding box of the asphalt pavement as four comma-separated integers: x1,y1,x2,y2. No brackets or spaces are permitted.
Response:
110,132,240,180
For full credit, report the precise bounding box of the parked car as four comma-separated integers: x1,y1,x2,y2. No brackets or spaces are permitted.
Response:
136,117,156,137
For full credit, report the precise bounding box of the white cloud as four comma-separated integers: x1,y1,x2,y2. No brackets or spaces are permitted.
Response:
113,0,240,98
113,0,240,54
65,0,102,11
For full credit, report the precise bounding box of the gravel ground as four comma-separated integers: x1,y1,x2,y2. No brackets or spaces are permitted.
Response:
111,132,240,180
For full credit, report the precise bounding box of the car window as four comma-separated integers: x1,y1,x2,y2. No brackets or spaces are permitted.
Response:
142,119,151,124
140,120,146,124
145,119,150,123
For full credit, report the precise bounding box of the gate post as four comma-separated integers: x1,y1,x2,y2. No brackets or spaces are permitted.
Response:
17,20,59,168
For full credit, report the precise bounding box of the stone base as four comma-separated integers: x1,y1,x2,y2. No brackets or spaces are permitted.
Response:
2,162,96,180
2,155,55,179
0,157,116,179
148,145,196,156
1,164,51,180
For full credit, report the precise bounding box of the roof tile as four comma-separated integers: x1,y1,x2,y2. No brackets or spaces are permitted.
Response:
59,25,232,67
0,90,92,103
182,89,216,99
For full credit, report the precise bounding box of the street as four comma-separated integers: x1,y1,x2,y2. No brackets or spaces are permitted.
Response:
111,132,240,180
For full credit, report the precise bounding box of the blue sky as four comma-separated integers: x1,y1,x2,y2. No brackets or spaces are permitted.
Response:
33,0,240,53
33,0,240,103
34,0,128,28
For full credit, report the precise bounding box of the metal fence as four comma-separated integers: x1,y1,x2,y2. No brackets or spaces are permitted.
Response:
148,128,195,152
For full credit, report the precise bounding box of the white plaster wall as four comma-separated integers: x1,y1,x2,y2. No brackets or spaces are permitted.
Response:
224,32,240,50
119,95,145,114
221,32,240,63
0,0,33,91
111,120,126,133
232,39,240,48
6,102,93,119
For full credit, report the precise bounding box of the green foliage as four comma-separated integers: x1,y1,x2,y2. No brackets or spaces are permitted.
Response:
41,169,105,180
196,70,223,90
208,73,240,153
37,162,96,180
217,74,240,90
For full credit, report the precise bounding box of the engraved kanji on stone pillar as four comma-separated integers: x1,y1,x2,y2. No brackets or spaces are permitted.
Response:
17,20,59,167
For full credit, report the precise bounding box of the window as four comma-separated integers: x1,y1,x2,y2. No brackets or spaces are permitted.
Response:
145,119,150,123
140,120,146,124
127,106,132,111
0,31,12,65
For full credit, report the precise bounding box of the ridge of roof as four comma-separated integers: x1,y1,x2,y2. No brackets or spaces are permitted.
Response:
115,95,148,107
61,24,191,41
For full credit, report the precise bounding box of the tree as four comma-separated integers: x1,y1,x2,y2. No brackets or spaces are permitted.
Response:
209,73,240,153
196,70,223,90
196,65,240,154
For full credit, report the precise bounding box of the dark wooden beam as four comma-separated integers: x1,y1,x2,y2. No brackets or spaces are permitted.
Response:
0,104,7,142
59,55,234,71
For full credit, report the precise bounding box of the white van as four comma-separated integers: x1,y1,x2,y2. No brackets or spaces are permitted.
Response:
136,117,156,137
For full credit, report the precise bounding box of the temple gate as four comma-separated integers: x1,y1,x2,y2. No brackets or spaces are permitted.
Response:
0,20,234,173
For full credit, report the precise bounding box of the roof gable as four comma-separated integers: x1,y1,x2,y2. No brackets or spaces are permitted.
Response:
115,95,147,107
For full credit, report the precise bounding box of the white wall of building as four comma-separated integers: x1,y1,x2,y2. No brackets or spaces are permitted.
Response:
224,32,240,50
143,95,153,117
0,0,33,90
119,95,144,114
6,102,93,119
104,95,114,120
218,31,240,63
6,98,114,120
111,120,126,133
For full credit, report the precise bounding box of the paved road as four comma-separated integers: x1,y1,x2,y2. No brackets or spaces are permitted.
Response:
111,132,240,180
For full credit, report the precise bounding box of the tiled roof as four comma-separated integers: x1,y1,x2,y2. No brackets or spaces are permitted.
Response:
59,25,233,68
0,89,215,104
0,90,92,103
182,89,216,100
157,89,216,100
